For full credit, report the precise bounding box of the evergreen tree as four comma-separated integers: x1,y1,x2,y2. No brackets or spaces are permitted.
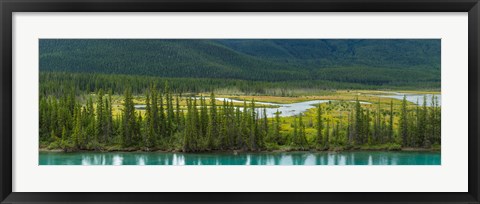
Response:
150,85,160,144
207,93,218,149
433,95,441,145
421,95,431,148
388,100,394,143
316,105,323,147
272,109,281,144
399,95,408,147
297,113,307,149
165,82,174,138
235,103,242,148
364,109,371,145
60,126,70,150
334,121,340,146
95,89,105,145
354,98,363,145
373,99,381,144
241,101,249,149
159,91,166,142
85,97,96,147
292,116,298,147
262,107,268,145
183,98,195,152
71,105,83,149
325,119,330,148
175,95,182,132
145,89,154,147
121,88,137,147
105,92,114,145
250,99,258,150
200,96,208,142
219,100,228,150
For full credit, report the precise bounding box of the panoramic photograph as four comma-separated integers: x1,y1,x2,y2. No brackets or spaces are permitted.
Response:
39,39,441,165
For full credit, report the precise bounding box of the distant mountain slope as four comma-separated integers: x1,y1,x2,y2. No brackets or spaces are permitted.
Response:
215,39,440,69
39,39,440,86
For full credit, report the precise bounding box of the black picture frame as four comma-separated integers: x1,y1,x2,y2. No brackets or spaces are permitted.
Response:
1,0,479,203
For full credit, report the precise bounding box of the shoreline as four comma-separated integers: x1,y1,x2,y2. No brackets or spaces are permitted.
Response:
39,147,440,154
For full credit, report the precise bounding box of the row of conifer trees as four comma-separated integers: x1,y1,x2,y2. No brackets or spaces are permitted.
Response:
40,85,441,152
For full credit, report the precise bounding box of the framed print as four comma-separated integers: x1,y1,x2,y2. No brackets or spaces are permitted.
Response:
1,0,479,203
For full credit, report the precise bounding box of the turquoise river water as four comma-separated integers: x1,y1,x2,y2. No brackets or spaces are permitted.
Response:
39,151,440,165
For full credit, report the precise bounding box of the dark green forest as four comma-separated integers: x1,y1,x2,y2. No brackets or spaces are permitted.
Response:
40,39,440,89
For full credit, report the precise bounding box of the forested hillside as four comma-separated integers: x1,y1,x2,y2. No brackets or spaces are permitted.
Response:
39,39,440,88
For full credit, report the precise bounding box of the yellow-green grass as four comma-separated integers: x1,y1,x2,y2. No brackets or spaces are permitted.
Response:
353,90,440,95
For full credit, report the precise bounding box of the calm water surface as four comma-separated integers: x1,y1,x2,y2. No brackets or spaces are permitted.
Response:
39,151,440,165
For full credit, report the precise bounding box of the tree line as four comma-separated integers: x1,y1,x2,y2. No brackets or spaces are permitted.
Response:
40,72,440,98
40,85,441,152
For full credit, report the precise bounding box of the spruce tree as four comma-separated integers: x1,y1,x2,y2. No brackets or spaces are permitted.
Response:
192,98,200,150
241,101,249,149
421,95,430,148
150,85,159,144
175,95,182,132
325,119,330,148
183,98,193,152
399,95,408,147
61,126,69,150
207,93,218,150
145,89,154,147
298,113,307,149
250,99,257,150
235,103,242,148
354,98,363,145
121,88,136,147
86,97,96,147
292,116,298,147
388,100,393,143
316,105,323,147
262,107,268,145
95,89,105,145
159,91,166,140
105,93,114,145
274,110,281,144
71,105,82,149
